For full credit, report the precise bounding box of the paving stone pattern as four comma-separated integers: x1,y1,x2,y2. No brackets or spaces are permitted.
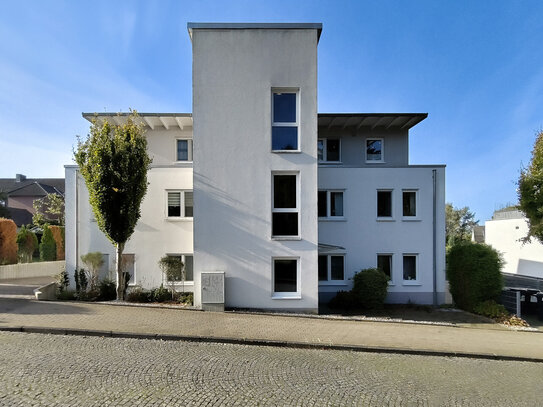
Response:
0,332,542,406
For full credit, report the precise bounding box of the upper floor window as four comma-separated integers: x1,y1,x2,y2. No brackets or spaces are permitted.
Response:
402,190,417,217
366,138,383,163
167,190,193,219
318,190,344,218
272,173,299,238
318,139,340,162
272,90,299,151
176,139,193,162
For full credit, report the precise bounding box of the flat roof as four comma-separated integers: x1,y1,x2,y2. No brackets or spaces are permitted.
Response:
318,113,428,130
187,22,323,42
82,113,193,131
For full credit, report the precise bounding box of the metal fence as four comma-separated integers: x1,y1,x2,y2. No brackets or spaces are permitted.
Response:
500,290,521,317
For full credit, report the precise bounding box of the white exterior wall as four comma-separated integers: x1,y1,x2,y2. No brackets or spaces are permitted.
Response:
192,28,319,312
65,128,194,290
485,217,543,278
318,166,447,304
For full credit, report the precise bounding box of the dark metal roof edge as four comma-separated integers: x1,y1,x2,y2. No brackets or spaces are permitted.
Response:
318,113,428,118
187,22,323,41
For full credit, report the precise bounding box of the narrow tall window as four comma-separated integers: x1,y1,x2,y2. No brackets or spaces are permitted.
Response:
122,254,135,285
377,254,392,281
272,91,298,151
403,190,417,217
272,174,298,237
403,255,417,281
377,190,392,218
176,139,193,161
168,192,181,217
366,139,383,162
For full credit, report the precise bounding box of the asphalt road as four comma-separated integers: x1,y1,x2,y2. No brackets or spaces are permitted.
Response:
0,332,541,406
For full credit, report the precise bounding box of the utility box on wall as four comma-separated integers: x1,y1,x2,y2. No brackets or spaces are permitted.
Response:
201,271,225,311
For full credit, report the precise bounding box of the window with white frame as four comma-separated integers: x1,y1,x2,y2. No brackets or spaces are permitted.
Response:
366,138,384,162
176,139,193,162
318,139,340,162
272,90,298,151
121,254,135,285
167,191,193,218
402,190,417,217
318,255,345,282
377,254,392,281
403,254,418,282
377,190,392,218
318,190,344,218
272,173,299,237
165,254,194,282
273,258,299,295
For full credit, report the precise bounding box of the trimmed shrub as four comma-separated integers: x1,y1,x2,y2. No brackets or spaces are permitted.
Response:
49,225,65,260
39,224,56,261
446,242,503,312
98,279,116,301
151,284,170,302
328,291,357,310
0,218,17,264
16,225,38,263
126,287,151,303
352,268,389,309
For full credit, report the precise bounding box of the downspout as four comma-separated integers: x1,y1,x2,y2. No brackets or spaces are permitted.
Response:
432,169,437,307
75,170,79,273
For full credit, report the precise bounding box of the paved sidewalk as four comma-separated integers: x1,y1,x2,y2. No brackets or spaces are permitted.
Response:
0,298,542,361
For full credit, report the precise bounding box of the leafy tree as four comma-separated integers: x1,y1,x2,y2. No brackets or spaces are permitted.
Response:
16,225,38,263
518,130,543,244
74,112,151,300
158,255,185,299
39,224,57,261
445,203,478,248
33,193,65,226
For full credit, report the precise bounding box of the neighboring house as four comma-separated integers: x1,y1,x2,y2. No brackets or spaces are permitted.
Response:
65,23,446,312
481,208,543,279
0,174,64,227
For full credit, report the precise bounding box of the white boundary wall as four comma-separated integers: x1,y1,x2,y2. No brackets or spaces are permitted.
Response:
0,261,64,280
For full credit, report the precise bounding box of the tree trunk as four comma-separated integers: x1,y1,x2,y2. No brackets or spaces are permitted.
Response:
116,242,125,301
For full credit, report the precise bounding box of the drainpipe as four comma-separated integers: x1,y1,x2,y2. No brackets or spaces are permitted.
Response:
75,170,79,273
432,169,437,307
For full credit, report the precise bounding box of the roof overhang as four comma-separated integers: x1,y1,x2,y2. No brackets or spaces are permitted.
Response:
187,22,323,42
318,113,427,131
82,113,193,131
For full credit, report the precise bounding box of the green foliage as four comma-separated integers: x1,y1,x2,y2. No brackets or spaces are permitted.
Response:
16,226,38,263
518,130,543,244
74,111,152,300
158,255,185,282
56,290,76,301
178,292,193,305
151,284,170,302
74,268,88,295
126,287,151,303
80,252,104,289
352,268,389,309
55,267,70,293
328,290,357,310
446,242,504,312
98,279,117,301
473,300,509,319
39,224,56,261
32,193,65,227
445,203,478,248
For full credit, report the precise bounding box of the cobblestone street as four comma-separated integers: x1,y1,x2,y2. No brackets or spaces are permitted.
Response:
0,332,541,406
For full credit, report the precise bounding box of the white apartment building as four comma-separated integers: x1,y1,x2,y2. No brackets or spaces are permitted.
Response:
65,23,446,313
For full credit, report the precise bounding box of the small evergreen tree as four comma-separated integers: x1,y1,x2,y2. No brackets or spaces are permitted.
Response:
39,224,56,261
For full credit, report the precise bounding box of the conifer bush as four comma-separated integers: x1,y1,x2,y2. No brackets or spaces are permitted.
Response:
0,218,17,264
16,226,38,263
39,224,57,261
49,225,65,260
446,242,503,312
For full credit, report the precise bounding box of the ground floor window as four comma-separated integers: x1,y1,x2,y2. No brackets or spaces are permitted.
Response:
403,254,418,282
377,254,392,282
121,253,135,285
318,255,345,282
165,254,194,282
273,258,299,295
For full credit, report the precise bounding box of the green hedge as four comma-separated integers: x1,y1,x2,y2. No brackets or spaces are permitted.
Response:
446,242,503,312
39,224,56,261
351,268,389,309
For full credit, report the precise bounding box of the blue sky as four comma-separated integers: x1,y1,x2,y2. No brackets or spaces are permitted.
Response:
1,0,542,221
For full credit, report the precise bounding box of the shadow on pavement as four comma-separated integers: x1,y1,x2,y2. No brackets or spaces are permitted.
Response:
0,298,94,316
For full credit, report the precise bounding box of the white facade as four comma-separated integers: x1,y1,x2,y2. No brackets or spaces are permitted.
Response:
65,23,447,311
484,210,543,278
